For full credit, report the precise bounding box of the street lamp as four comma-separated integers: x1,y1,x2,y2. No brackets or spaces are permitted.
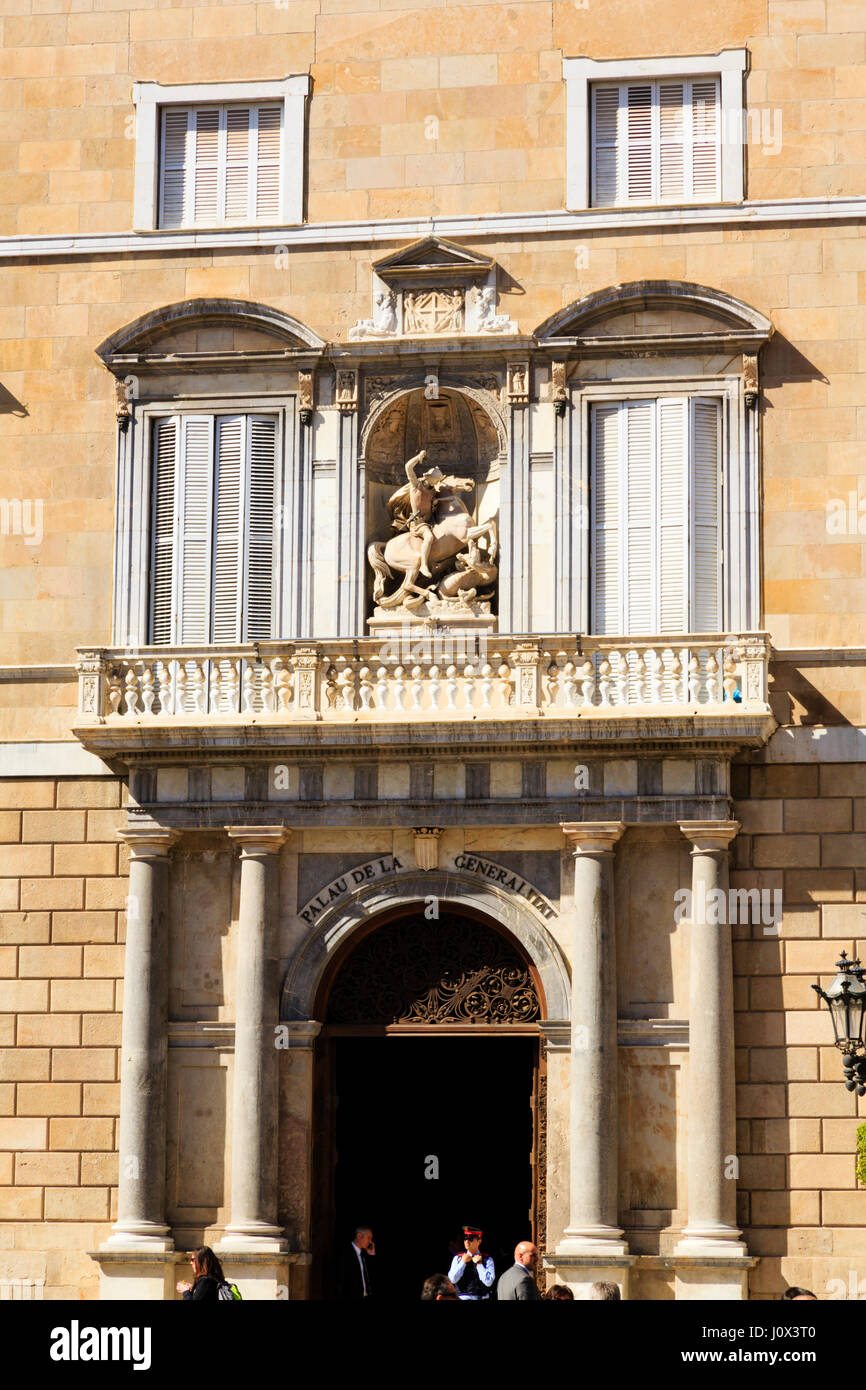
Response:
813,952,866,1095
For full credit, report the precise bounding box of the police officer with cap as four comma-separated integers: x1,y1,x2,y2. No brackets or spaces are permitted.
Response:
447,1226,495,1300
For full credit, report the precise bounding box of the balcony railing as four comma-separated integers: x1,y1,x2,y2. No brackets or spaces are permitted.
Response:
76,633,771,724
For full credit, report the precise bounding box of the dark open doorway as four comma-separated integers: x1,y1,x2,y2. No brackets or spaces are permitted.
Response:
330,1035,537,1299
309,905,546,1299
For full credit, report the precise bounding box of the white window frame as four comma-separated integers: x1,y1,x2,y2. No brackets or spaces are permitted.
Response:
563,51,747,211
132,76,310,231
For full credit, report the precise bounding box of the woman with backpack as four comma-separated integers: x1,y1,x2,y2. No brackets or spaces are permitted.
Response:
177,1246,237,1302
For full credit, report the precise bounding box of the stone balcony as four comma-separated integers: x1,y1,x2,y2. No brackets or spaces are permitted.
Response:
74,632,775,760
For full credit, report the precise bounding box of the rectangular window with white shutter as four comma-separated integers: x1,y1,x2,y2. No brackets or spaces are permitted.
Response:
133,78,309,231
158,104,283,229
590,397,722,635
562,53,746,211
591,79,721,206
149,413,277,643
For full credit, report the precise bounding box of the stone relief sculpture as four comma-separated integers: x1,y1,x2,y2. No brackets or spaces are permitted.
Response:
474,285,517,334
403,288,464,335
368,448,498,619
348,288,398,341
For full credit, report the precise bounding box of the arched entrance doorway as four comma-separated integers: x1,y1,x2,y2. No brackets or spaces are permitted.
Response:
311,903,545,1299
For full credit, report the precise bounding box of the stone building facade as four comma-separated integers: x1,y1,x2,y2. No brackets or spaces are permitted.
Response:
0,0,865,1300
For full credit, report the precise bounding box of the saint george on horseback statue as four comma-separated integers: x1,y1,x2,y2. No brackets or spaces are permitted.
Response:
368,449,498,615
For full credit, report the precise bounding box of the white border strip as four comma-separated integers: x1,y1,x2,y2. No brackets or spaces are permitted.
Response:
0,742,116,777
0,196,863,262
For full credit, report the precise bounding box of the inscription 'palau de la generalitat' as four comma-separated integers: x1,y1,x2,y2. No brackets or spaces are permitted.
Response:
298,853,557,925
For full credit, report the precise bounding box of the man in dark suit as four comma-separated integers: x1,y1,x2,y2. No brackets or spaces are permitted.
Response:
335,1225,376,1299
496,1241,541,1300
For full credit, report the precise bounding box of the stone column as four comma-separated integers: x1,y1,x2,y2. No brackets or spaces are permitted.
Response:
220,826,289,1253
546,823,633,1297
675,821,750,1298
558,822,626,1253
103,827,177,1252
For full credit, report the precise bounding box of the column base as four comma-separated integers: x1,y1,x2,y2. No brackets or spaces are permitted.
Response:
99,1222,174,1254
544,1252,635,1300
91,1249,177,1301
556,1224,629,1258
675,1226,749,1259
217,1223,287,1256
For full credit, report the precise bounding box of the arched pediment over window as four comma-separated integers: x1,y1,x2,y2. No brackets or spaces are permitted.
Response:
96,297,325,371
534,280,772,354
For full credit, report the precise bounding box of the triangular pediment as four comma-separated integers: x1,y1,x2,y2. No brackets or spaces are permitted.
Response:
374,236,493,283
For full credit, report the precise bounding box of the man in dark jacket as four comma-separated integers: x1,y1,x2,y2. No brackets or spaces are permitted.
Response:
496,1241,541,1300
335,1226,376,1299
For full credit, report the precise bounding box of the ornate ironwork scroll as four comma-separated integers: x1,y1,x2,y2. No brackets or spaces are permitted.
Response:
326,913,540,1026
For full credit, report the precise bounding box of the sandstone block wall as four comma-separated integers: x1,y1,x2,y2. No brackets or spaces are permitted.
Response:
0,777,126,1299
733,759,866,1299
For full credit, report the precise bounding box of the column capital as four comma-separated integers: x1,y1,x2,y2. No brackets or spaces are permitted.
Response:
679,820,739,854
117,826,178,860
561,821,626,856
226,826,291,858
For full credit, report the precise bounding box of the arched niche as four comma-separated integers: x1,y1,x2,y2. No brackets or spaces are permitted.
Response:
361,383,506,626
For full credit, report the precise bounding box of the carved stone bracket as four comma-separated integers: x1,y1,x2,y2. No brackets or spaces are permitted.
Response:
743,354,759,409
552,360,569,417
298,370,314,426
335,369,358,414
115,375,137,432
413,827,443,871
77,649,107,720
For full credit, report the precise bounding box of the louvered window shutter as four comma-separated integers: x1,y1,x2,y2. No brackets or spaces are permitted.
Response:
255,106,282,221
691,79,721,199
657,398,688,633
592,85,621,206
690,398,722,630
591,77,721,206
626,84,653,202
192,107,220,225
177,417,214,644
591,403,622,634
150,418,178,643
659,84,686,202
592,398,723,638
246,416,276,640
212,416,245,643
160,108,190,229
159,103,282,228
624,402,654,633
225,106,252,223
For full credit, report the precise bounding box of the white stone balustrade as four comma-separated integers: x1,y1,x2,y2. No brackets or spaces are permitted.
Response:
76,633,771,724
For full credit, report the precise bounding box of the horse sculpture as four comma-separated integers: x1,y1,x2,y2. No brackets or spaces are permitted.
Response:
367,449,498,612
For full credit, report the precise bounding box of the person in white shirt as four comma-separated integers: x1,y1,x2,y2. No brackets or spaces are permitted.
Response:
447,1225,495,1301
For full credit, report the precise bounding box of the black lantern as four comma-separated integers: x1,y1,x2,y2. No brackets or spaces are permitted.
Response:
813,952,866,1095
